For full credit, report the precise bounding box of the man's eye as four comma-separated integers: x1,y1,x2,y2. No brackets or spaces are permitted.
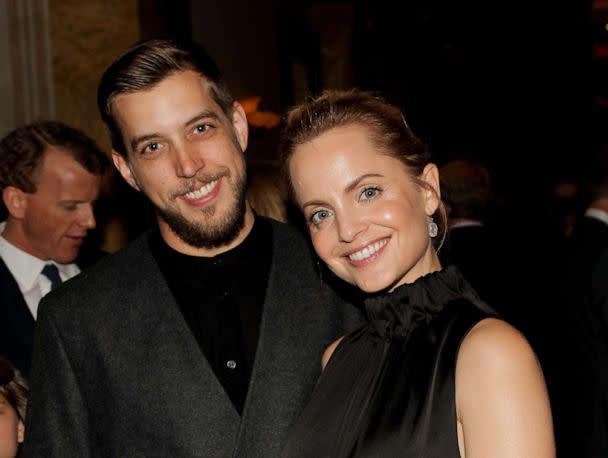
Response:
142,142,161,154
194,124,211,134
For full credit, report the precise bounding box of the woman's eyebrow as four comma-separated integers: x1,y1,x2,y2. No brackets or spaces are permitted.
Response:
344,173,383,193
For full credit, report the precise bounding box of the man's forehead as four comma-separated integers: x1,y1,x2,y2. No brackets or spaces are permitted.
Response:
113,71,218,110
39,147,101,183
112,73,227,132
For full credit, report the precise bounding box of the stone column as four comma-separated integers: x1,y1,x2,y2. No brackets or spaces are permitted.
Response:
0,0,54,137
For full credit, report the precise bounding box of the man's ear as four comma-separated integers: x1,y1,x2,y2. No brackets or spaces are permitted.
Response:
421,163,441,216
112,150,141,191
2,186,28,219
231,101,249,152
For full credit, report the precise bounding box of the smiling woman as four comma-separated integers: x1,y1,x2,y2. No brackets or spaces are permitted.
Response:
289,124,442,293
279,90,555,458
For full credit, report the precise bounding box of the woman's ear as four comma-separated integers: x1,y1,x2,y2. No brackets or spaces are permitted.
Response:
420,163,441,215
18,419,24,443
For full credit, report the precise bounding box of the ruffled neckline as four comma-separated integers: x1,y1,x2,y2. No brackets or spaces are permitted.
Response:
364,265,481,340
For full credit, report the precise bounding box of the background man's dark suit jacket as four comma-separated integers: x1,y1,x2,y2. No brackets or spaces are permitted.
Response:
439,225,496,302
580,247,608,458
0,244,104,377
549,216,608,457
25,219,362,457
566,215,608,269
0,257,35,376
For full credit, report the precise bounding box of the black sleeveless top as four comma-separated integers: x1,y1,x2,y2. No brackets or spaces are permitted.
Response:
282,266,496,458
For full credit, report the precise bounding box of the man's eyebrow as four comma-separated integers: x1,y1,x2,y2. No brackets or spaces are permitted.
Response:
131,133,160,152
185,110,221,126
130,110,222,152
59,199,94,204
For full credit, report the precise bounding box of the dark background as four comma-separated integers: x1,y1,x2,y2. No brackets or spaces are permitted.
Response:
115,0,602,243
138,0,598,192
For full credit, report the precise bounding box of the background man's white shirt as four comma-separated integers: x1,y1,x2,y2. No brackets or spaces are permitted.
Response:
585,208,608,227
0,222,79,319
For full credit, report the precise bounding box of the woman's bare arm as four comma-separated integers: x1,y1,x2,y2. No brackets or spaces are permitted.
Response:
456,318,555,458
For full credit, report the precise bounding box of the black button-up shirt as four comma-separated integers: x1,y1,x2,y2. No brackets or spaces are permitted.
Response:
150,217,273,414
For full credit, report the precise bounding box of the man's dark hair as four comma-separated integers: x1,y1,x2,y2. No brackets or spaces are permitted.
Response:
97,38,234,157
0,120,109,220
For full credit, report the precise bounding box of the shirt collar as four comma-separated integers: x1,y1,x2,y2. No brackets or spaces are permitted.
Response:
149,215,273,294
585,208,608,226
449,219,484,230
151,215,269,269
0,222,47,292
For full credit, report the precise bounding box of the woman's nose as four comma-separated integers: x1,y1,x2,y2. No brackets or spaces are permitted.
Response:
336,210,367,243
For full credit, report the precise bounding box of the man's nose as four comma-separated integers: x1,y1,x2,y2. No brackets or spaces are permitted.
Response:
79,204,96,229
175,144,204,178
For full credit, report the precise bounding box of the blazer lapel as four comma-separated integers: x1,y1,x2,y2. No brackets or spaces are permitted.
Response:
233,222,335,458
108,238,240,454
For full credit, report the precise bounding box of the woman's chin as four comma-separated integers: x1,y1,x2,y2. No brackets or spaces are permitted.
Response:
353,277,394,294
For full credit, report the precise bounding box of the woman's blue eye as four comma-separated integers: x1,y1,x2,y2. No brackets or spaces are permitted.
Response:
311,209,332,224
360,187,380,200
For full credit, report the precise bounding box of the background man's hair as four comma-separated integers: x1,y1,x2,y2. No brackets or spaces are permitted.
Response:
0,120,109,220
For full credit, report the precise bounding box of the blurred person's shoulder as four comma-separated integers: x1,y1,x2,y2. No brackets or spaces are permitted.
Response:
38,231,155,315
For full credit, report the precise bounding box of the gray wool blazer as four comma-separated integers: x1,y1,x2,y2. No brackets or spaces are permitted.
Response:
24,218,363,457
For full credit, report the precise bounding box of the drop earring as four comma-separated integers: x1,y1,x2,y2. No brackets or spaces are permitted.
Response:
427,216,438,238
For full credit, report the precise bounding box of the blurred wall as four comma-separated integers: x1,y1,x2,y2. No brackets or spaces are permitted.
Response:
190,0,281,112
48,0,142,252
48,0,140,152
0,0,54,138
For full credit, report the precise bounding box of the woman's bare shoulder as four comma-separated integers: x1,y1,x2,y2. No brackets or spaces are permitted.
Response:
455,318,555,457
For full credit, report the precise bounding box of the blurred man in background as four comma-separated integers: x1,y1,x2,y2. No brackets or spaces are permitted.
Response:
0,121,108,376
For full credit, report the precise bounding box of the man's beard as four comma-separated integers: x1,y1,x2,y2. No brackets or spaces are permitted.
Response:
155,169,248,250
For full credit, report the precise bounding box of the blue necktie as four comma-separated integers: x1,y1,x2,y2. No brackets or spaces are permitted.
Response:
41,264,62,290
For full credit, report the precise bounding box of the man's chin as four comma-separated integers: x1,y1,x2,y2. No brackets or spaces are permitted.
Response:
53,253,79,265
157,202,246,250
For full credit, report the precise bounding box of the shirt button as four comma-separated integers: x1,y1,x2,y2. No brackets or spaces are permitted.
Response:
226,360,237,370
